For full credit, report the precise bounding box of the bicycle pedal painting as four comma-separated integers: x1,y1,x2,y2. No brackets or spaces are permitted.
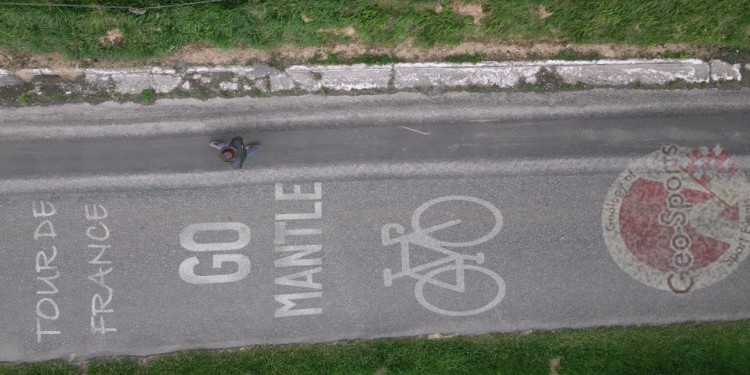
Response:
381,195,506,316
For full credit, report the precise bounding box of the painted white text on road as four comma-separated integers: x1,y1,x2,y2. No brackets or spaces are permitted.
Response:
32,200,61,343
274,182,324,318
178,222,252,285
85,204,117,335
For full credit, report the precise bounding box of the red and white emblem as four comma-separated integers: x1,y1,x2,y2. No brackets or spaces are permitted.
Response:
603,145,750,294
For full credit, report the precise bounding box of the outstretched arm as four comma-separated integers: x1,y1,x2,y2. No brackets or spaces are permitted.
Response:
209,140,230,150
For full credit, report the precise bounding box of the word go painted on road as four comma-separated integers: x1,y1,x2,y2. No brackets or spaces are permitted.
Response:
178,222,252,285
603,145,750,294
32,200,61,343
273,182,324,318
382,195,506,316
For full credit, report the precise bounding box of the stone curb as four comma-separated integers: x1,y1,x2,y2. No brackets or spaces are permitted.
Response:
286,64,392,91
0,59,744,100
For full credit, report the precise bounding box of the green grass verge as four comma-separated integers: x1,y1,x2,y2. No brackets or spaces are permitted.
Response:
0,0,748,62
1,321,749,374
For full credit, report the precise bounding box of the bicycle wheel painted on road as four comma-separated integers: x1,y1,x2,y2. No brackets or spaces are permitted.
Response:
415,264,506,316
411,195,503,248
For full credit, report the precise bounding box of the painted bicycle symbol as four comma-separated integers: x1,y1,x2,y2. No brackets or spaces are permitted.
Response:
382,195,506,316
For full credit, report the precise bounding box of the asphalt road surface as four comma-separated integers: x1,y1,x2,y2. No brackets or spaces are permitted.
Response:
1,90,750,362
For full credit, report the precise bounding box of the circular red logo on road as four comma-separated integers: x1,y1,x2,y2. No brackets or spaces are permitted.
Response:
603,145,750,294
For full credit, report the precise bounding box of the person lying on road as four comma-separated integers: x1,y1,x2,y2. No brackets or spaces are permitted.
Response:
209,136,260,169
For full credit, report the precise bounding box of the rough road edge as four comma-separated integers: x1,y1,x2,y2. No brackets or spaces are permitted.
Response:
1,59,746,106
